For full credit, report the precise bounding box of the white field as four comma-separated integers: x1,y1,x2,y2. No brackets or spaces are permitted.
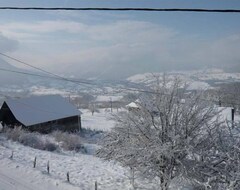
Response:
0,108,132,190
0,139,133,190
0,107,162,190
0,108,157,190
81,109,118,131
96,95,123,102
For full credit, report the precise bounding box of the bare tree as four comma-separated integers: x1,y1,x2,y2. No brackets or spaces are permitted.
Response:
97,78,226,190
89,102,96,116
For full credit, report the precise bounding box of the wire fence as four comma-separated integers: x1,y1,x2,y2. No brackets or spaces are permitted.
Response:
0,146,131,190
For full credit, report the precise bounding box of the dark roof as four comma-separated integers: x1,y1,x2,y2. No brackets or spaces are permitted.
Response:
3,95,81,126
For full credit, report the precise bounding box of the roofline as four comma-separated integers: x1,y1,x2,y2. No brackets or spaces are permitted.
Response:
26,114,81,127
0,102,26,127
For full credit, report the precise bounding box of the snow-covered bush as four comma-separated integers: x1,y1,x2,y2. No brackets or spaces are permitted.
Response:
52,131,85,152
4,127,58,151
19,133,44,149
44,141,58,152
5,127,24,141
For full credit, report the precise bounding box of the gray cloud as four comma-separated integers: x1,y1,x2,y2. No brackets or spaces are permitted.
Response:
51,28,240,79
2,20,240,79
0,33,19,53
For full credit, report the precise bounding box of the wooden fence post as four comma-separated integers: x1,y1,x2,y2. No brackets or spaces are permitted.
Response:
95,181,98,190
67,172,70,182
9,151,13,159
47,161,50,174
33,156,37,168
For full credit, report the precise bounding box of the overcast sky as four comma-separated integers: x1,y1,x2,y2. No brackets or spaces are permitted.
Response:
0,0,240,79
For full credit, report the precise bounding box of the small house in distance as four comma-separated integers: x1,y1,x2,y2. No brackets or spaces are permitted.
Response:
0,95,82,133
126,101,139,111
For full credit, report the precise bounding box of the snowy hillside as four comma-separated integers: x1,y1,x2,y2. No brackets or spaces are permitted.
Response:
127,69,240,90
0,109,162,190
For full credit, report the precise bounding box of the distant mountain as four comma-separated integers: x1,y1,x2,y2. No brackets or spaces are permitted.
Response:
127,69,240,90
0,58,27,85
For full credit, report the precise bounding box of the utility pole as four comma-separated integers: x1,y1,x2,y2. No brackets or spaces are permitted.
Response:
232,108,235,128
110,97,113,113
219,99,222,107
68,94,71,103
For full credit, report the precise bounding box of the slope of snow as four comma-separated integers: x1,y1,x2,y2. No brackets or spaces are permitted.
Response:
187,81,212,90
81,109,116,131
0,108,130,190
96,95,122,102
0,155,80,190
30,86,69,96
127,69,240,90
0,139,131,190
127,73,163,84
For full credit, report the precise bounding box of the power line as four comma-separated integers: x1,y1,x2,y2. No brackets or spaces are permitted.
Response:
2,53,238,98
0,54,240,106
0,67,153,95
0,68,99,95
2,51,239,98
0,52,95,87
0,68,60,80
0,52,158,95
1,66,240,106
0,7,239,13
0,68,98,96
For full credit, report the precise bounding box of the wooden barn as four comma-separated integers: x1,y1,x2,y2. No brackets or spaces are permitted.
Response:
0,95,82,133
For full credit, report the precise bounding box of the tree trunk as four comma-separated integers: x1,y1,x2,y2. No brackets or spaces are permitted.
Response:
160,175,169,190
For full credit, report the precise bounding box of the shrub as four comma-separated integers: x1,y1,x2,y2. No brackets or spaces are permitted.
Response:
5,127,24,141
44,141,58,151
4,127,84,153
52,131,85,152
19,133,44,149
4,127,58,152
51,130,65,142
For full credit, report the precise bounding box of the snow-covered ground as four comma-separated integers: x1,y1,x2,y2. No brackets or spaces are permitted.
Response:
96,95,122,102
0,108,134,190
187,81,212,90
0,139,134,190
0,106,161,190
127,69,240,90
0,156,80,190
81,109,117,131
0,109,133,190
0,106,239,190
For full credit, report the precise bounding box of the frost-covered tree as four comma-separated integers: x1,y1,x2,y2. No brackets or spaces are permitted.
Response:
97,78,228,190
190,121,240,190
89,102,96,115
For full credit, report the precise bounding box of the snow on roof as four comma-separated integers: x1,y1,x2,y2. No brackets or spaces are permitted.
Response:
126,102,139,108
5,95,81,126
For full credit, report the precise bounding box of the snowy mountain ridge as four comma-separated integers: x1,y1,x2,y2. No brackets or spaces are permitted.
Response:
127,69,240,90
